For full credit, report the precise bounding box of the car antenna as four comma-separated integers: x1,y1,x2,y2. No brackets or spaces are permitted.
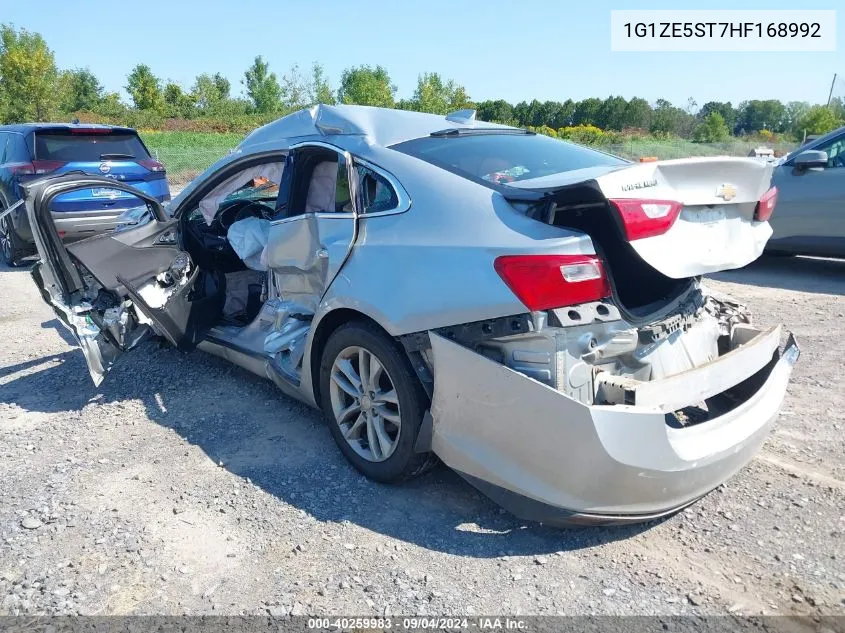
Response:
71,117,80,124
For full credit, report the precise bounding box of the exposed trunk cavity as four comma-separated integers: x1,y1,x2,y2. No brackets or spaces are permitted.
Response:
537,182,693,323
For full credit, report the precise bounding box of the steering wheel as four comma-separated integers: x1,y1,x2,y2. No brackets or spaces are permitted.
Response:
218,201,270,231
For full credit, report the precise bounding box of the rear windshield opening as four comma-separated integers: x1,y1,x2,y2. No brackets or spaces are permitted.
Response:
34,131,151,162
391,133,627,186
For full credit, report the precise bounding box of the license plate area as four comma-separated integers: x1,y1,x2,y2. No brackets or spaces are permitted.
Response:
682,206,727,225
92,188,122,199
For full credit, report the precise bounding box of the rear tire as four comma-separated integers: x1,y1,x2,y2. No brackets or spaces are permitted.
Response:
0,213,26,267
319,320,436,483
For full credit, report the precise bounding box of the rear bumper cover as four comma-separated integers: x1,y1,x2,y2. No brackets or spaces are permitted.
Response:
428,329,798,525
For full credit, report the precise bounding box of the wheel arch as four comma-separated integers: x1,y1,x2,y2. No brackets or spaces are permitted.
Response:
307,306,434,412
309,307,391,408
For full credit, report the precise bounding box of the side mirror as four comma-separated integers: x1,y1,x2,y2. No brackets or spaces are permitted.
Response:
793,150,828,170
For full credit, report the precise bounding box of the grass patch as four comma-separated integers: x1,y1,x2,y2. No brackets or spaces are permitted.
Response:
140,131,245,151
140,131,243,185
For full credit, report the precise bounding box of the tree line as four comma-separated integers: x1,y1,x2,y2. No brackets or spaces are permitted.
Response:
1,24,842,140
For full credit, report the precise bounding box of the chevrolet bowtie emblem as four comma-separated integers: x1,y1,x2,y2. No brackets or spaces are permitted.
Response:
716,183,737,201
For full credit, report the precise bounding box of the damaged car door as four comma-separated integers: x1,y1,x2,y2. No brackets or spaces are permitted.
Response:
24,175,224,385
264,142,358,313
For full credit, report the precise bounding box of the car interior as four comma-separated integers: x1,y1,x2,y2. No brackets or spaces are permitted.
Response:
179,148,352,331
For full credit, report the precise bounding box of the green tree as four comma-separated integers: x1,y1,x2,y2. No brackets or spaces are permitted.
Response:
163,81,196,118
598,95,628,130
95,92,127,117
191,73,226,112
622,97,651,129
280,64,309,111
784,101,810,133
534,101,571,128
0,24,58,122
830,97,845,123
309,63,335,105
552,99,576,128
698,101,736,132
57,68,103,112
572,98,602,126
735,99,788,134
650,99,687,136
412,73,448,113
410,72,471,114
338,65,395,107
693,112,731,142
795,105,842,136
512,101,530,126
125,64,163,111
447,83,472,112
212,73,230,100
243,56,282,114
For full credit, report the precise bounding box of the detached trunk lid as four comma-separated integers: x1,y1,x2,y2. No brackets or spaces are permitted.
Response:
508,157,775,280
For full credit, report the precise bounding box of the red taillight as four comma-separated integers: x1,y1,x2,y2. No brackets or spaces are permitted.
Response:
609,199,683,241
8,161,65,176
8,162,35,176
32,160,66,175
138,159,165,173
754,186,777,222
494,254,611,312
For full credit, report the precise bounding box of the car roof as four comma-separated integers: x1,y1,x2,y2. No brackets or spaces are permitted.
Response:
0,122,137,135
239,104,519,151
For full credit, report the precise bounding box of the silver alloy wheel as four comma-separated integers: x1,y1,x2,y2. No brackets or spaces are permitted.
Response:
0,216,12,263
329,345,402,462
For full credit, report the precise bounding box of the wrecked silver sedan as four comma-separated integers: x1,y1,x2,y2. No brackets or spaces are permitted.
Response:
22,105,798,526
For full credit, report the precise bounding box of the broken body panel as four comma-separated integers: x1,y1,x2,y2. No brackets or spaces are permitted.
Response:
422,295,798,523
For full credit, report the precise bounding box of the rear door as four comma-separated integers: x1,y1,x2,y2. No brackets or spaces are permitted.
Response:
264,142,358,311
24,175,224,385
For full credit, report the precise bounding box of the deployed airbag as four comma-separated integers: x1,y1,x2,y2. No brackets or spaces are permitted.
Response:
199,162,283,225
227,216,270,271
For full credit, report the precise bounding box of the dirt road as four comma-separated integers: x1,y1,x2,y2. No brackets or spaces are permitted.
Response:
1,255,843,616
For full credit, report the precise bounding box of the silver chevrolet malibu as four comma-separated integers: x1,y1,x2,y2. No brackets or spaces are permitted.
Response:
18,105,799,526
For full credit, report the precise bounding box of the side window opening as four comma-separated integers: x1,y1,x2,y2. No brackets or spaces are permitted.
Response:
819,136,845,168
195,160,284,225
287,148,353,217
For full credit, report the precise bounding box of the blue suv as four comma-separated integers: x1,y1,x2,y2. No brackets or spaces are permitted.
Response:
0,123,171,266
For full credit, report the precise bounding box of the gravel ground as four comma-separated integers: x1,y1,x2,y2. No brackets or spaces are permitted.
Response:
0,254,843,617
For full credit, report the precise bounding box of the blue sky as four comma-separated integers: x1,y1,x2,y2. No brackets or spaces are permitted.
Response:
3,0,842,108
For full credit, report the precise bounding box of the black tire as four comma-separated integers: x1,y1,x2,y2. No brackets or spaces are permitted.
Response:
0,212,26,267
319,320,436,483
